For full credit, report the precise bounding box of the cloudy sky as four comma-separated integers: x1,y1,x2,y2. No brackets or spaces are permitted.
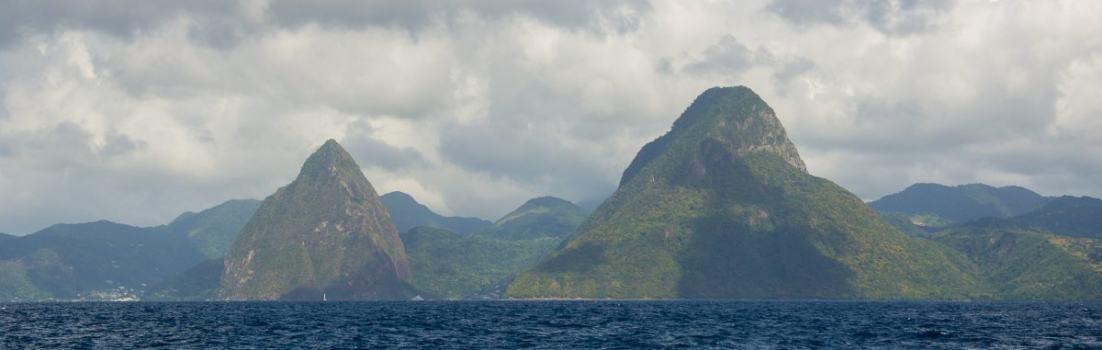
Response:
1,0,1099,234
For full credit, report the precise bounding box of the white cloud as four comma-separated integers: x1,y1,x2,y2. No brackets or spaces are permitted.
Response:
1,0,1101,233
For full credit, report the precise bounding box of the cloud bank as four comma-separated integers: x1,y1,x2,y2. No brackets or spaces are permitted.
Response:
1,0,1100,233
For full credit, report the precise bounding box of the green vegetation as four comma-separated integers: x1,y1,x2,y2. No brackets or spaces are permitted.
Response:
508,86,987,299
479,197,587,241
934,227,1102,300
219,140,414,300
0,260,50,301
878,212,954,237
400,196,586,299
402,227,562,299
145,259,225,301
165,199,260,259
0,221,203,300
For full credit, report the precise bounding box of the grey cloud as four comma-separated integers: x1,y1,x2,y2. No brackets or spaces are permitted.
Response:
684,35,758,75
682,34,816,88
767,0,954,35
343,134,428,171
437,122,615,192
0,0,652,49
772,58,814,88
100,132,147,157
266,0,651,34
0,0,242,46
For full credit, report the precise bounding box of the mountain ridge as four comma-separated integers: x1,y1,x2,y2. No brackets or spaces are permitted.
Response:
381,191,492,234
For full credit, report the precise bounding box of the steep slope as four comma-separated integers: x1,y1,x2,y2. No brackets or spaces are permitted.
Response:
934,227,1102,300
381,191,492,234
219,140,413,300
508,86,985,299
871,183,1049,225
479,196,588,241
163,199,260,259
0,220,203,300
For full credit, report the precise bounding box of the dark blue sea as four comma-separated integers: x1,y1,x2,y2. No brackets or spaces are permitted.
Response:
1,301,1100,349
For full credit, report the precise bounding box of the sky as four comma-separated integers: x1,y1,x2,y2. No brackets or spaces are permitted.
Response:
1,0,1100,234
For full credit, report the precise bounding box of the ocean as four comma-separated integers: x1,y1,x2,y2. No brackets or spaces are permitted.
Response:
1,300,1100,349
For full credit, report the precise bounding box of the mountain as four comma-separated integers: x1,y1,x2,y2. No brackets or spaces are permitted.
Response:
380,191,492,234
219,139,414,300
400,196,587,299
934,227,1102,300
164,199,260,259
973,196,1102,239
507,86,984,299
871,183,1049,226
0,260,49,301
402,227,562,299
925,196,1102,300
0,198,259,301
145,258,225,301
0,220,203,300
480,196,587,241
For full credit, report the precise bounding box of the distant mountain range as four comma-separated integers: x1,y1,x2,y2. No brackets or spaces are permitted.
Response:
969,196,1102,239
3,85,1102,302
871,184,1102,299
381,192,492,235
871,183,1050,222
0,200,257,301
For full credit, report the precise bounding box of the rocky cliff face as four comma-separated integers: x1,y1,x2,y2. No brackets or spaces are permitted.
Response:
219,140,413,300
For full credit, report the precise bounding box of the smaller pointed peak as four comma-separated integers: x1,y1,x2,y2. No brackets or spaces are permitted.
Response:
296,139,363,182
308,139,350,161
315,139,345,155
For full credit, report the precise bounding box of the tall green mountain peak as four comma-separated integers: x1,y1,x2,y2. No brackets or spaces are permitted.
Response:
507,86,983,299
219,139,413,300
620,86,805,188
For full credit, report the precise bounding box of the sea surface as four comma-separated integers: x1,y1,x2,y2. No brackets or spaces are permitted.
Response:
1,300,1100,349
